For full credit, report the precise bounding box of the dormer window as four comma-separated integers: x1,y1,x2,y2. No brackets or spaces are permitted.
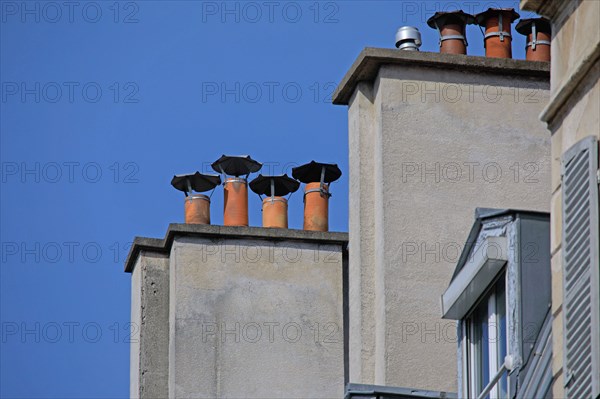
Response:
441,209,551,399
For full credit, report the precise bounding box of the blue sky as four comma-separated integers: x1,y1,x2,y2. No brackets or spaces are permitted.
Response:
0,1,537,397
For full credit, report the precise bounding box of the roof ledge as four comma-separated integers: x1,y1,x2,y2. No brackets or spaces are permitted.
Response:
124,224,348,273
332,48,550,105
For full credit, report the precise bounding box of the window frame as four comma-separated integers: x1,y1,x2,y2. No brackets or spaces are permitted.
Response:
465,271,508,399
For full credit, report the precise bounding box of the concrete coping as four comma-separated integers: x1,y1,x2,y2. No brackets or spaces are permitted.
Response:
332,47,550,105
124,224,349,273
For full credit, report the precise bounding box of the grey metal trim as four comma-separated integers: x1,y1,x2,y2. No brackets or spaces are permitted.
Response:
457,321,467,398
223,177,247,185
262,197,287,204
440,34,466,41
526,21,551,50
484,31,512,40
304,187,331,196
516,215,552,368
507,219,523,375
441,236,508,319
397,42,420,51
526,40,551,48
345,383,457,399
186,194,209,202
303,187,332,204
519,310,553,398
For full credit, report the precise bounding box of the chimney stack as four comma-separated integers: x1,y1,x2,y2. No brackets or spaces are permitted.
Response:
427,11,475,55
171,172,221,225
292,161,342,232
250,174,300,229
212,155,262,227
395,26,422,51
516,18,551,62
474,8,520,58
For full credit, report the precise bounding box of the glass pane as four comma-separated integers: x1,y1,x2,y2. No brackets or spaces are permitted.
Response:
495,282,507,398
472,301,489,398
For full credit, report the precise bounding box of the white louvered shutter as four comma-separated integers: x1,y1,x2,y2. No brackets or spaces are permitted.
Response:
562,135,600,399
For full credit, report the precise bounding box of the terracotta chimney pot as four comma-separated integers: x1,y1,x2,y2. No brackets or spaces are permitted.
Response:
427,11,475,55
249,174,299,229
184,194,211,224
303,182,330,232
223,177,249,226
171,172,221,225
292,161,342,233
262,197,288,228
475,8,520,58
211,155,262,227
516,18,551,62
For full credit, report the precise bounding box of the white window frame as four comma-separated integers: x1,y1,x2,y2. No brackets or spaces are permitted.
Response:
465,272,508,399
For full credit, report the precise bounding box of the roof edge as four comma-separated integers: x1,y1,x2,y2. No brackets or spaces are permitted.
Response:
451,208,550,281
124,224,349,273
332,47,550,105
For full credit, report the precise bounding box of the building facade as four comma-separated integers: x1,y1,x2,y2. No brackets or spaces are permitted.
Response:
333,50,551,392
127,225,348,398
520,0,600,397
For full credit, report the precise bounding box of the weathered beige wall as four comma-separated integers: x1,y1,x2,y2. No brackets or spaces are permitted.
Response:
130,251,170,399
547,0,599,96
130,257,141,399
348,81,377,384
549,73,599,398
521,0,600,396
348,62,551,392
167,236,345,398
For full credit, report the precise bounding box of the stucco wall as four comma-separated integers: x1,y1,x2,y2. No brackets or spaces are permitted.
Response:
130,251,170,399
347,61,551,392
167,236,345,398
348,82,377,384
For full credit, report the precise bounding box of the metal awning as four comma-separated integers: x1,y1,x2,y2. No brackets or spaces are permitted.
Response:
441,236,508,319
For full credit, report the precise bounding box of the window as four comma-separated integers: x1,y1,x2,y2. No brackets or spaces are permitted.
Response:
466,273,507,399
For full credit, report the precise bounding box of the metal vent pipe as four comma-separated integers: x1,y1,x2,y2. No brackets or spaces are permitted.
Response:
395,26,422,51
